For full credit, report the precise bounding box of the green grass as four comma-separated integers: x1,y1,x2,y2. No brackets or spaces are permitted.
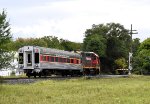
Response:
0,76,150,104
0,74,26,78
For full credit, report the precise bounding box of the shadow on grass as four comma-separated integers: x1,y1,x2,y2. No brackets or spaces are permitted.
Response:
0,77,5,92
0,76,7,84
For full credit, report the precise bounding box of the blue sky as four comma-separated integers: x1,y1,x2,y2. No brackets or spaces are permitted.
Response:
0,0,150,42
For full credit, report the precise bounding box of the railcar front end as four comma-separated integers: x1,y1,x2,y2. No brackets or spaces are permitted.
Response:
81,52,100,75
18,46,41,77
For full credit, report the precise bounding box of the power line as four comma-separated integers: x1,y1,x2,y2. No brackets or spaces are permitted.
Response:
128,24,138,75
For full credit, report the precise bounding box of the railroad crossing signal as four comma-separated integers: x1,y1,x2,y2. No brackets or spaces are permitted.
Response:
128,52,133,75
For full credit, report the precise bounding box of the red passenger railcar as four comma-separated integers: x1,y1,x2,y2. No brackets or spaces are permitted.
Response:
18,46,100,77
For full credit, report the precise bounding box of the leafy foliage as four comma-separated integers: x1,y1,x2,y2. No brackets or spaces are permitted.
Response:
13,38,48,50
12,36,82,52
41,36,63,49
83,34,106,57
133,38,150,74
60,39,82,51
132,38,140,56
115,58,127,69
0,10,14,69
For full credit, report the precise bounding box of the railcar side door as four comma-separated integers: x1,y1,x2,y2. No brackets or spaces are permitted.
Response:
23,46,34,69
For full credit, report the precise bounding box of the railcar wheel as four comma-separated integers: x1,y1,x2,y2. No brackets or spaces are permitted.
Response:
34,73,36,78
38,72,42,78
43,70,49,77
61,71,65,76
96,69,100,75
27,75,30,78
26,72,31,78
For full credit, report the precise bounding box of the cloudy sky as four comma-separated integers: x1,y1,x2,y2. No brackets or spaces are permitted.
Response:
0,0,150,42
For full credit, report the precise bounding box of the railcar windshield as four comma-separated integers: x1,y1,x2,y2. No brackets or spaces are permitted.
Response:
85,53,92,62
86,53,91,57
92,54,96,60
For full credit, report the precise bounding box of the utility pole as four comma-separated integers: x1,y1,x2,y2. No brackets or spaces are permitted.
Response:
128,24,138,75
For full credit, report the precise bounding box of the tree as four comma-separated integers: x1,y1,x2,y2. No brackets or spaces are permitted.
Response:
60,39,82,51
83,34,106,57
107,37,128,59
13,35,82,52
0,10,14,69
13,37,48,51
41,36,64,49
133,38,150,74
132,38,140,56
84,23,130,58
106,23,130,59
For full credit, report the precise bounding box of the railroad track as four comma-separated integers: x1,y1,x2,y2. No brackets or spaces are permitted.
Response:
0,76,82,84
0,75,129,84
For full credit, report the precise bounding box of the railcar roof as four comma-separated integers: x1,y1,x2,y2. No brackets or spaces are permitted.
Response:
39,46,80,58
19,46,80,58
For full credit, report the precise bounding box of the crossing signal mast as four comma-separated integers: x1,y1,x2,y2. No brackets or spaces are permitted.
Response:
128,24,138,75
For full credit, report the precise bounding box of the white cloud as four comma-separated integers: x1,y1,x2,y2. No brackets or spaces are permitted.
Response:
6,0,150,42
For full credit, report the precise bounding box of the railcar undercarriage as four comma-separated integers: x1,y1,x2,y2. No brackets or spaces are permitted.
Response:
25,69,82,78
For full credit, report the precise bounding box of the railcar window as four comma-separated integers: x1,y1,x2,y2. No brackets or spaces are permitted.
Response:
63,58,66,63
67,58,70,63
77,59,79,64
86,53,91,57
60,58,63,62
48,56,51,62
71,59,74,63
35,53,39,63
43,56,46,61
47,56,49,61
51,57,54,62
40,55,43,61
19,53,23,64
55,57,59,62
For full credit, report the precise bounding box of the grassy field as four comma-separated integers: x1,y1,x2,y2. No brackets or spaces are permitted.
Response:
0,75,150,104
0,74,26,78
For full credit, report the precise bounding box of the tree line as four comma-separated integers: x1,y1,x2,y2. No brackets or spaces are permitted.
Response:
83,23,150,74
11,36,82,52
0,10,150,74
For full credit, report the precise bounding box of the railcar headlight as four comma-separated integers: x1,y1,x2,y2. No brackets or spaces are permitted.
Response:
35,64,39,67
